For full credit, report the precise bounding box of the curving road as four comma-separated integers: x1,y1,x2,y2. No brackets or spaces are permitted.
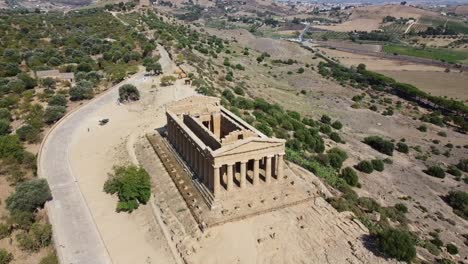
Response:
39,71,146,264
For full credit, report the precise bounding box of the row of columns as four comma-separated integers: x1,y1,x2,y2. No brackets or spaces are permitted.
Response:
211,154,284,196
167,116,285,197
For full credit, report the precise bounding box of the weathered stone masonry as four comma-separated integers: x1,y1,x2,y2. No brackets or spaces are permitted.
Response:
166,96,286,198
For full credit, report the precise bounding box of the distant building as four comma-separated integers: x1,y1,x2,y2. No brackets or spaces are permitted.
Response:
34,70,75,83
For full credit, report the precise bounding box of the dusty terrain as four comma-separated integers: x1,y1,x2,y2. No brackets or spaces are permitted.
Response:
315,5,439,32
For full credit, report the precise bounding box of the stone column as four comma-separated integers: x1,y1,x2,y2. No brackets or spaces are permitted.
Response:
253,159,259,185
240,161,247,188
204,157,209,186
226,163,234,191
198,151,203,180
265,156,272,184
213,165,220,196
277,154,284,180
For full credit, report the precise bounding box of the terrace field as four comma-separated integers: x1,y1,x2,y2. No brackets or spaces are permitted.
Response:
383,44,468,64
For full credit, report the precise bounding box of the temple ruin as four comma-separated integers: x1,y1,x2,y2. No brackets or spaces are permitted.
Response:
165,96,286,199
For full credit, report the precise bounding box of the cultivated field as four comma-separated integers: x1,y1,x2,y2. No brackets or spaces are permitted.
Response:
377,70,468,101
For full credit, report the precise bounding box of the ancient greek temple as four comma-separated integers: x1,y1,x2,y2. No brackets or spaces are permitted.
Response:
165,96,286,198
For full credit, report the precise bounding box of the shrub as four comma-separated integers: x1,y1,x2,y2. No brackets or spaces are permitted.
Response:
69,86,93,101
341,167,358,186
104,165,151,213
0,119,10,136
446,243,458,255
417,125,428,132
424,165,446,178
48,95,68,107
394,203,408,213
437,131,447,137
331,120,342,130
16,125,41,143
363,136,394,156
0,135,24,161
328,153,344,169
396,142,409,153
0,223,10,239
329,132,342,143
319,124,332,135
445,191,468,219
0,249,13,264
355,160,374,173
6,179,52,212
371,159,385,172
9,210,34,230
0,108,11,121
160,75,177,86
424,241,441,256
376,228,416,262
233,86,244,96
456,159,468,172
39,252,58,264
119,84,140,101
447,166,462,177
320,115,331,124
44,106,66,124
16,223,52,252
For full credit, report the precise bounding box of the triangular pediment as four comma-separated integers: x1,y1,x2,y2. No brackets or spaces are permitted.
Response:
212,138,285,157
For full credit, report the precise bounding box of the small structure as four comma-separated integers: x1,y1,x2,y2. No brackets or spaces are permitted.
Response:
34,70,75,83
166,96,286,198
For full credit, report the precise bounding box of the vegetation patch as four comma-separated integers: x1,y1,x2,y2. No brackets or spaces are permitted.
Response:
104,165,151,212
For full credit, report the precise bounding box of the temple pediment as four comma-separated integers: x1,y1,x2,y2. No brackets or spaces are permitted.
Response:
212,138,285,157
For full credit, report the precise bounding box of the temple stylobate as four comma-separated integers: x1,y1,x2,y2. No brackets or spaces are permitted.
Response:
165,96,286,198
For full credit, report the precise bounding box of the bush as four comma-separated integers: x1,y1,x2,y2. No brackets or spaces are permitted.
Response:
69,86,93,101
396,142,409,153
0,224,10,239
119,84,140,101
363,136,394,156
160,75,177,86
0,135,24,161
48,94,67,107
0,119,10,136
9,210,34,230
320,115,331,124
456,159,468,173
0,108,11,121
6,179,52,212
16,223,52,252
331,120,342,130
417,125,428,132
16,125,41,143
0,249,13,264
341,167,358,186
424,165,446,178
376,228,416,262
394,203,408,213
44,106,66,124
445,191,468,219
355,160,374,173
446,243,458,255
447,166,462,177
39,252,59,264
329,132,342,143
371,159,385,172
104,165,151,213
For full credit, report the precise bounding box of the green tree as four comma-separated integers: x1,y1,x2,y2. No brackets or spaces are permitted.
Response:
48,95,68,107
376,228,416,262
445,191,468,219
44,106,66,124
6,179,52,213
341,167,358,186
119,84,140,102
0,135,24,161
104,165,151,212
355,160,374,173
371,159,385,172
16,125,41,143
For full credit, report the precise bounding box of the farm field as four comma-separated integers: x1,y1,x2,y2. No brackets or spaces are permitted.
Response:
383,44,468,64
377,70,468,101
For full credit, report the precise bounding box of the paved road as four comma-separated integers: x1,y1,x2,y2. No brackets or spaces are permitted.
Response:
39,71,146,264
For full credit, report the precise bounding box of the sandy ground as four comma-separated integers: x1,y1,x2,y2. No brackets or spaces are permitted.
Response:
378,70,468,101
67,45,192,264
